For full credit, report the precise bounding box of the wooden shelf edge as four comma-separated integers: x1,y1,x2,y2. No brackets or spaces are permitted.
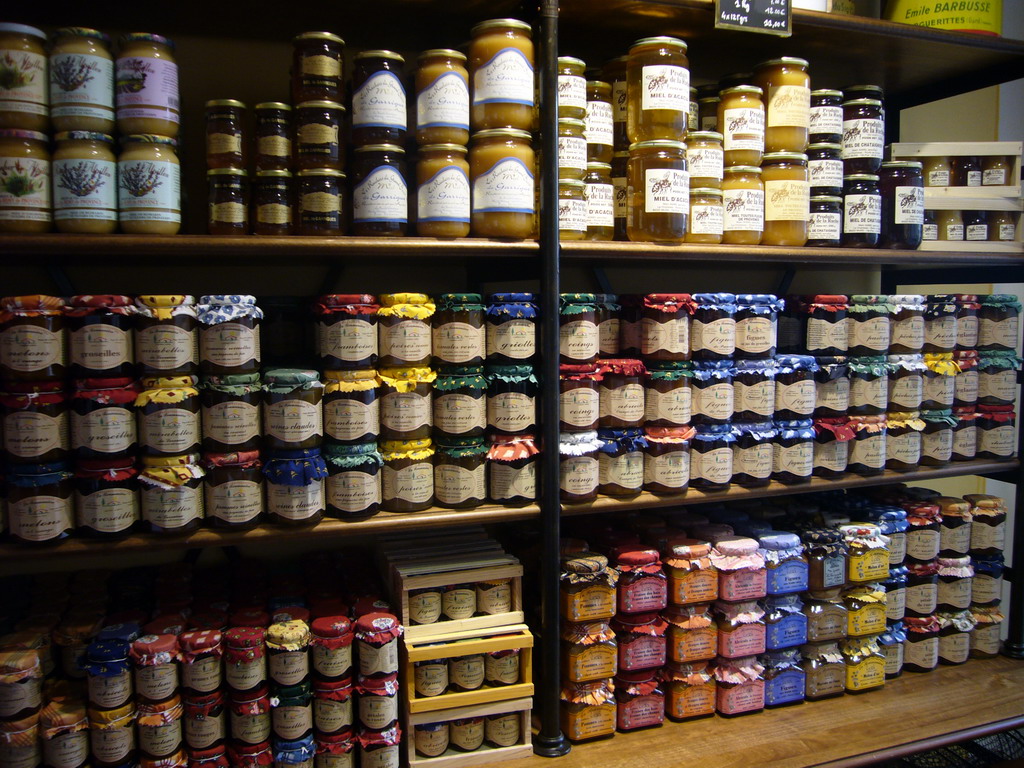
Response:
562,459,1019,517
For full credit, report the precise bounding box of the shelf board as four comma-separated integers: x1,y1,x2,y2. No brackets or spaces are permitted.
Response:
558,0,1024,105
0,502,540,562
560,241,1024,266
563,459,1019,517
502,655,1024,768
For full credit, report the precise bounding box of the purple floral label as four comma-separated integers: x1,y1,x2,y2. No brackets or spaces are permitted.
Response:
116,56,179,123
765,613,808,650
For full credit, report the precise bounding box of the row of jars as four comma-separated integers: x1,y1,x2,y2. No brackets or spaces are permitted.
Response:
924,209,1019,243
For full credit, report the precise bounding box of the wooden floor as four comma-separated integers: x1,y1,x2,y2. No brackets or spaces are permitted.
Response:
505,656,1024,768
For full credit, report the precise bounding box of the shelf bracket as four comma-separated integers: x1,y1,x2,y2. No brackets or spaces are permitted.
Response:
46,262,75,297
776,265,796,297
318,264,346,296
591,266,613,294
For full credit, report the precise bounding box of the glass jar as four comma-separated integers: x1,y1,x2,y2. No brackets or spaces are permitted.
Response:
887,294,925,356
772,355,816,420
808,142,844,198
887,356,924,411
964,209,989,241
585,80,614,164
691,361,733,426
351,143,407,236
663,539,717,606
880,161,924,248
254,102,292,172
0,129,51,232
204,99,245,170
690,293,736,361
469,128,535,238
951,156,982,187
809,89,843,144
206,168,248,235
937,209,964,241
643,426,694,495
627,36,690,143
920,409,956,466
372,296,431,358
485,433,536,506
483,293,536,365
380,438,433,513
203,452,263,531
560,551,617,624
722,165,764,244
800,641,845,700
351,51,406,147
562,620,616,684
761,152,809,246
815,358,850,419
762,648,806,707
903,615,940,673
378,366,434,441
848,295,891,356
685,131,724,189
806,195,842,246
558,117,587,182
614,549,667,614
555,56,587,122
468,19,534,132
296,168,344,236
323,442,382,519
613,670,665,731
771,420,814,485
414,49,469,148
559,363,600,433
800,529,848,591
117,134,181,235
755,57,810,153
713,656,764,716
559,431,601,503
841,523,890,583
262,449,327,526
314,294,379,371
698,96,720,132
558,178,587,240
612,612,667,673
199,373,262,453
1,382,68,465
641,293,694,362
251,170,292,235
690,424,735,491
731,422,775,488
812,418,853,479
709,537,766,601
954,352,979,409
138,455,204,535
627,139,688,243
0,23,47,131
643,363,691,428
294,100,346,171
924,155,951,187
597,428,646,497
611,150,628,239
990,210,1018,242
483,366,535,436
718,86,764,167
322,370,379,447
839,636,885,692
977,352,1019,407
262,369,323,452
63,296,134,379
848,358,889,415
842,584,887,638
51,131,117,233
115,33,179,137
952,408,978,461
978,294,1021,352
433,437,486,509
842,174,881,247
6,463,74,545
135,376,200,457
416,143,470,238
597,359,646,429
802,589,848,642
847,414,887,475
560,680,616,742
291,32,344,103
684,186,724,243
584,162,615,240
660,661,715,720
197,295,261,376
886,412,924,470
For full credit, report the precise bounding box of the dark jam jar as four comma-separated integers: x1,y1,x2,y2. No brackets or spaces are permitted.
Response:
200,373,262,453
65,295,136,379
560,294,599,365
315,294,379,370
731,422,775,488
841,99,884,174
1,382,69,466
812,418,854,479
207,169,248,235
691,361,734,426
807,143,843,197
138,454,205,536
197,295,262,376
433,294,485,367
263,449,328,525
351,144,408,237
691,293,736,361
297,169,344,236
351,51,407,146
597,358,646,429
7,463,74,545
807,195,842,246
773,420,814,485
434,437,487,509
292,32,344,102
205,99,246,170
0,295,67,382
848,357,889,416
597,428,647,497
134,295,199,377
294,100,345,171
323,369,380,445
203,451,263,531
842,174,881,247
645,362,693,427
487,434,538,505
324,442,382,518
848,295,891,357
879,161,923,249
487,366,538,435
135,376,202,458
690,425,735,492
978,294,1021,353
252,170,293,235
254,102,293,172
734,294,782,359
810,90,843,145
774,355,818,422
814,357,850,419
433,367,486,440
71,378,139,462
486,293,537,364
733,360,776,423
262,369,324,452
643,426,694,495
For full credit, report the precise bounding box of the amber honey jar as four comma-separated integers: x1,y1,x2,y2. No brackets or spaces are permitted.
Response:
416,144,470,238
52,131,117,234
755,57,810,153
415,49,469,146
470,128,535,238
469,19,534,132
722,166,764,245
719,86,764,167
761,152,809,246
627,139,688,243
626,36,690,143
205,99,246,170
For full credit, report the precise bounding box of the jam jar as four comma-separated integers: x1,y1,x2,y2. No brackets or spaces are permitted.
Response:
207,168,248,235
613,611,667,673
841,523,889,583
351,144,407,236
645,362,692,427
663,539,717,605
314,294,379,370
351,51,407,146
663,604,717,666
322,369,380,446
903,616,940,673
294,100,344,171
801,529,848,591
65,295,135,378
560,294,599,365
595,294,621,356
2,381,69,465
848,358,889,415
847,415,887,475
561,680,616,742
138,455,205,536
690,294,735,361
291,32,344,102
380,438,434,513
802,589,848,643
416,49,469,146
197,295,261,376
759,534,808,596
200,373,262,454
978,294,1021,352
251,166,291,230
562,620,616,684
378,293,434,368
731,422,775,488
952,408,979,461
774,355,817,421
772,420,814,485
710,537,766,602
615,549,668,614
643,426,694,495
379,366,435,441
953,351,979,407
74,457,140,539
7,463,74,545
977,352,1019,407
487,366,537,435
879,161,923,249
203,451,263,531
841,99,883,174
205,99,245,170
810,90,843,144
262,369,323,452
469,128,535,238
324,442,382,519
468,19,534,132
597,359,646,429
560,364,601,432
920,409,957,466
839,636,885,692
433,294,485,367
690,425,735,491
486,293,537,364
263,449,327,525
888,356,925,411
713,656,764,716
559,431,601,503
813,417,853,479
487,434,537,505
296,168,344,235
755,57,810,153
922,354,957,411
254,102,292,172
628,139,689,243
641,294,694,362
886,412,924,470
661,661,716,721
801,641,845,700
842,174,881,247
761,648,806,707
626,36,690,143
614,670,665,731
0,295,67,381
967,493,1007,555
134,295,198,377
135,376,201,458
691,361,734,426
598,428,647,497
434,437,487,509
735,294,782,359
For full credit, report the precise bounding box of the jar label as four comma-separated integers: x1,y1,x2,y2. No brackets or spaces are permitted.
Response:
613,176,628,218
735,316,774,356
890,372,923,409
433,321,484,363
487,319,535,360
692,317,736,356
449,654,486,689
887,431,921,465
923,373,954,408
53,156,118,222
358,639,399,676
70,323,131,371
767,85,809,128
641,316,688,356
206,478,261,524
814,439,849,472
645,382,691,425
313,644,352,679
417,71,469,130
473,157,534,214
923,318,956,352
922,428,953,462
258,134,291,159
486,713,521,746
5,409,67,459
451,719,485,751
807,607,846,641
1,49,47,115
848,548,888,583
808,210,841,242
955,369,978,404
0,156,49,222
78,487,137,534
929,169,950,186
687,202,723,236
140,405,199,454
418,166,471,225
473,47,533,107
436,463,486,505
690,445,733,485
327,470,380,515
765,667,807,707
967,171,982,187
118,158,181,222
979,369,1017,402
904,636,938,671
560,455,598,496
0,675,40,717
643,449,690,490
776,378,815,416
886,585,906,621
979,315,1020,350
115,55,179,123
723,187,765,232
937,577,972,610
586,182,614,228
998,223,1016,241
669,622,717,663
693,382,733,421
644,168,689,214
722,107,764,151
273,703,314,740
204,400,260,446
845,656,885,691
201,323,260,368
971,519,1006,552
894,185,924,225
810,104,843,136
90,726,133,763
888,532,907,565
300,190,341,233
353,166,407,224
558,74,587,110
361,744,399,768
734,442,772,480
841,118,884,160
843,193,881,235
414,661,447,697
182,654,221,692
138,718,182,757
415,724,449,757
816,377,851,416
640,64,689,112
257,201,291,226
764,179,810,222
558,135,587,173
265,398,322,443
43,729,88,768
381,390,430,432
599,317,620,355
562,583,615,623
600,381,645,422
317,320,375,365
585,100,613,146
847,603,886,637
136,324,197,370
352,70,407,130
809,158,843,191
618,692,665,731
379,319,431,363
267,479,324,520
907,528,942,565
184,708,225,749
485,650,519,684
822,553,848,589
611,78,627,120
850,432,886,470
208,132,241,155
488,391,535,432
231,711,272,744
0,323,63,372
718,621,765,658
560,386,599,428
382,462,433,504
301,52,340,77
224,656,266,690
315,696,353,734
142,484,203,529
560,319,599,361
688,146,723,180
945,223,964,240
851,320,891,360
490,460,536,502
599,450,644,491
773,441,813,479
443,587,476,619
9,494,72,542
953,424,977,459
807,317,848,354
135,662,178,700
972,623,1001,656
940,521,972,555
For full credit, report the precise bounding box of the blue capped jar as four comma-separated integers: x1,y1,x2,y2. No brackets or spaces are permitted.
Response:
597,428,647,497
733,359,776,423
689,425,735,492
691,293,736,361
731,422,776,489
734,294,783,360
774,355,818,422
760,648,805,707
773,420,815,485
691,361,734,426
263,448,329,526
762,595,808,651
758,533,808,595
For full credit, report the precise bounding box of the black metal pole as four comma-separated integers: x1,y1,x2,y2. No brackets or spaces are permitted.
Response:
534,0,571,757
1002,366,1024,658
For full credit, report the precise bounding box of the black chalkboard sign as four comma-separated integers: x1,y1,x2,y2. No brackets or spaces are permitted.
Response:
714,0,792,37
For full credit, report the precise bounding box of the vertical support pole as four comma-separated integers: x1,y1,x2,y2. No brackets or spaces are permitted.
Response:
534,0,570,757
1003,367,1024,658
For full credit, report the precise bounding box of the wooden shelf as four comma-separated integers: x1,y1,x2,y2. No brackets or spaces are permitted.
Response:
560,241,1024,267
563,459,1019,517
558,0,1024,106
503,655,1024,768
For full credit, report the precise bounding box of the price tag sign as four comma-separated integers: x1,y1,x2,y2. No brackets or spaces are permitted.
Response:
715,0,793,37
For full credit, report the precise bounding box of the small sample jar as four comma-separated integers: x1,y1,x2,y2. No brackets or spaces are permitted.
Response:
205,99,245,170
761,152,809,246
719,86,764,167
291,32,344,102
808,142,844,197
698,96,720,131
920,409,957,466
380,438,434,513
880,161,924,248
416,49,469,146
206,168,248,235
755,57,810,153
810,90,843,144
262,450,328,526
938,209,964,241
468,19,534,132
254,102,292,172
416,143,471,238
470,128,535,238
598,428,647,497
251,170,292,235
627,139,689,243
709,537,766,602
0,129,51,232
585,80,614,164
115,33,179,137
626,36,690,143
924,155,951,187
262,369,323,451
296,168,344,235
839,636,885,692
52,131,117,233
691,361,734,426
813,417,853,478
686,131,723,189
690,424,735,491
842,174,881,247
685,186,724,243
558,117,587,181
886,412,924,470
841,523,890,583
351,144,407,237
722,165,764,244
117,134,181,234
802,589,848,642
952,156,982,187
351,51,406,146
731,422,775,488
294,100,345,171
990,210,1018,242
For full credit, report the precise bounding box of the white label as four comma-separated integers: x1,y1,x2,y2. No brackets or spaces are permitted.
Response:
0,676,40,717
967,170,982,187
765,180,810,222
559,195,587,232
182,654,222,693
690,202,724,235
43,730,88,768
891,315,924,350
841,118,884,160
810,105,842,136
53,157,117,222
585,182,614,228
70,323,130,370
558,74,587,110
379,319,431,362
844,194,881,234
890,373,923,409
560,319,598,361
90,727,133,763
473,158,534,214
140,406,199,453
641,317,689,356
907,528,940,561
814,439,849,472
77,487,138,534
490,460,536,500
135,324,197,370
559,388,599,429
723,188,764,232
224,657,265,691
644,168,689,214
808,211,841,241
267,479,324,520
958,315,979,348
585,100,613,146
142,484,203,528
185,707,225,748
983,168,1007,186
4,409,67,458
487,319,535,360
135,663,178,700
887,430,921,465
817,375,851,413
922,428,954,462
809,158,844,190
774,441,813,478
600,382,645,422
203,400,260,446
353,71,406,129
436,463,486,505
271,650,309,687
9,494,72,542
328,470,380,513
692,318,736,356
265,399,322,443
138,719,182,757
434,392,485,434
972,519,1006,552
201,323,259,368
50,50,113,118
734,442,773,480
433,321,484,363
972,573,1002,605
118,159,181,223
694,382,734,421
953,424,977,458
0,323,63,372
325,397,379,441
641,65,689,112
767,85,810,128
230,711,271,744
599,450,644,490
807,317,849,354
313,644,352,679
929,170,950,186
905,582,937,615
850,433,885,469
851,374,888,411
937,577,972,610
690,445,732,484
361,744,399,768
560,455,598,496
382,462,433,504
894,186,924,225
886,586,906,621
967,224,988,241
357,640,399,677
972,623,1002,655
938,632,970,664
851,315,890,353
319,319,377,363
207,480,262,524
979,369,1016,403
723,107,765,151
352,166,407,224
380,391,431,432
488,391,535,431
473,48,533,107
979,316,1019,349
315,696,353,734
417,71,469,130
417,166,471,224
688,146,723,180
0,157,49,221
776,379,816,416
558,135,587,174
998,223,1016,241
735,378,775,418
645,383,691,424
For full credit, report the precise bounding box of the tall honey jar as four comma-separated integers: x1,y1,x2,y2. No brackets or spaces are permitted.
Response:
626,37,690,143
627,139,688,244
754,57,810,154
469,19,534,132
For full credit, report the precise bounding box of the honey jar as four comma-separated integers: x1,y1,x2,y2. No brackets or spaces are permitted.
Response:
761,152,809,246
416,143,470,238
722,165,763,244
718,86,764,167
352,51,407,146
205,99,246,170
0,129,50,232
0,23,48,132
415,49,470,146
470,128,535,238
754,57,810,153
116,33,179,138
627,139,689,243
469,19,534,132
626,36,690,143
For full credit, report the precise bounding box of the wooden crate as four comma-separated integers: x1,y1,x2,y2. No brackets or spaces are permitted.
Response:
403,625,534,714
890,141,1023,203
405,697,533,768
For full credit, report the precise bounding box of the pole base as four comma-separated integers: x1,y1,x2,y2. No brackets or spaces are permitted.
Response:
1002,643,1024,660
533,733,571,758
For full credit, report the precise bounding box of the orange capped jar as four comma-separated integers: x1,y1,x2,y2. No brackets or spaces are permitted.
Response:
719,86,765,167
627,139,689,243
415,49,469,146
626,37,690,143
755,57,810,153
470,128,535,238
664,539,718,605
469,19,534,132
762,152,809,246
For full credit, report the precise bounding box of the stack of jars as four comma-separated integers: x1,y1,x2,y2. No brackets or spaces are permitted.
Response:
922,152,1019,245
965,493,1008,660
0,24,182,235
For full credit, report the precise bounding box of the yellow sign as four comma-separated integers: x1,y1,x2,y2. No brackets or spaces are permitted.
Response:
885,0,1002,36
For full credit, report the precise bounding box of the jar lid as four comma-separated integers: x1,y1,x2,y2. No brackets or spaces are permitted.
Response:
354,143,403,154
354,49,405,63
85,638,129,663
263,368,321,386
310,616,352,638
122,134,178,147
419,48,466,62
207,168,247,176
54,131,114,143
560,179,585,189
561,552,609,573
472,128,533,142
0,129,47,141
558,55,586,68
810,196,843,205
121,30,176,48
587,162,612,171
843,98,883,107
812,89,844,97
420,143,468,155
758,532,801,550
882,160,923,170
713,536,759,555
668,538,711,559
692,187,723,197
632,35,688,52
178,630,222,653
354,612,402,641
266,620,311,650
720,85,763,96
0,22,46,38
629,139,687,152
763,152,808,163
205,99,246,109
844,174,880,181
130,633,179,664
725,165,762,174
616,549,659,566
294,30,344,43
688,131,723,141
295,99,346,110
255,101,292,110
758,56,809,68
471,18,532,35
